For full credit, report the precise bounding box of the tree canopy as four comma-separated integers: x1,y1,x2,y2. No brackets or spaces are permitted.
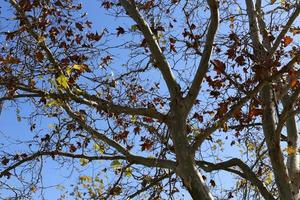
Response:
1,0,300,199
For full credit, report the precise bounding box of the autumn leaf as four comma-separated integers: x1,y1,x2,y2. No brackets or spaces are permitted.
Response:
35,51,44,61
75,22,84,31
116,26,125,36
37,35,45,43
248,107,262,118
286,146,297,155
1,157,9,165
211,60,225,74
290,27,300,35
141,139,154,151
56,74,69,89
282,36,293,47
79,175,92,182
79,158,89,166
210,179,216,187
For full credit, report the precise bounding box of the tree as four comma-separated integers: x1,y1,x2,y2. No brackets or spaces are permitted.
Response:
1,0,300,199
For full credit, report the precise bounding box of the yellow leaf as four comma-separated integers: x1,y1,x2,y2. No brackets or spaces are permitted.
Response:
265,172,273,185
286,146,297,155
270,0,276,4
30,186,37,193
79,175,92,182
125,167,132,177
37,36,45,43
66,67,72,76
73,64,84,71
93,143,104,154
56,74,69,88
80,158,89,166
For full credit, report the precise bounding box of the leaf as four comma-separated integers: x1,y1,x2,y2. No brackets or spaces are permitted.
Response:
73,64,90,72
75,22,84,31
35,51,44,61
265,172,273,185
210,179,216,187
211,60,225,74
130,24,139,31
270,0,276,4
79,175,92,182
30,186,37,193
282,36,293,47
116,26,125,36
125,167,132,177
93,143,104,154
56,74,69,88
290,27,300,35
1,157,9,165
79,158,89,166
111,160,121,170
37,35,45,43
141,139,154,151
286,146,297,155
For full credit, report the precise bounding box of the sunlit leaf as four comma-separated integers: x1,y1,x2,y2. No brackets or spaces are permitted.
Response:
56,74,69,88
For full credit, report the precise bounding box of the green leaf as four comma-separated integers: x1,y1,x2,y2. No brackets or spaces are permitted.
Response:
93,143,104,154
111,160,121,170
56,74,69,89
130,24,138,31
125,167,132,177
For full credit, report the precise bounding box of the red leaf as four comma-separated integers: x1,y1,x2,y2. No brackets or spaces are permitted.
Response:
141,139,154,151
249,108,262,118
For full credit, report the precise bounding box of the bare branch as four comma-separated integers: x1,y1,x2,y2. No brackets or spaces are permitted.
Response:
184,0,219,112
270,4,300,54
119,0,180,100
196,159,275,200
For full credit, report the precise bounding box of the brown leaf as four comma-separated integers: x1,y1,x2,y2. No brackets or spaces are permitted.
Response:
210,179,216,187
211,60,225,74
116,26,125,36
141,139,154,151
75,22,84,31
1,157,9,165
235,55,245,66
35,51,44,61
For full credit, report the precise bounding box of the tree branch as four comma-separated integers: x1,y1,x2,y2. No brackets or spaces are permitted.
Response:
196,159,275,200
270,4,300,55
184,0,219,112
191,55,299,152
62,102,175,169
119,0,180,100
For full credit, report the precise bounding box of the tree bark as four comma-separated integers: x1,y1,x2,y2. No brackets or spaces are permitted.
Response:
169,101,214,200
261,83,295,200
282,95,300,199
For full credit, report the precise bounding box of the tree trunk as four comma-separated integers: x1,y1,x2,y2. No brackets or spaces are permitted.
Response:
282,95,300,199
261,84,294,199
169,104,214,200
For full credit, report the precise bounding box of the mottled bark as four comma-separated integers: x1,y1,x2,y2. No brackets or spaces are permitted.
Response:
283,95,300,199
261,84,294,199
169,104,214,200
